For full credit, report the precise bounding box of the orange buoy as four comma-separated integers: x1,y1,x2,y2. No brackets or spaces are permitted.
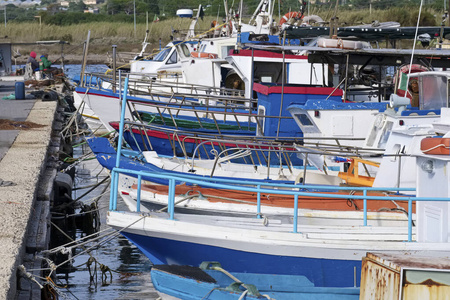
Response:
420,137,450,155
280,11,301,26
190,52,218,59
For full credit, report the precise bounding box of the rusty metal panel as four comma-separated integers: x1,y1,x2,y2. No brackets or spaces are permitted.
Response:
402,269,450,300
360,254,401,300
360,253,450,300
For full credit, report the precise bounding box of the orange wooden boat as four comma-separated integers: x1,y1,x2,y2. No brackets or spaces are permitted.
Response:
128,183,415,213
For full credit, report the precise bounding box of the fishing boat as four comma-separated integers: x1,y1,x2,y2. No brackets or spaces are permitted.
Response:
73,33,340,134
105,151,449,288
150,261,360,299
106,174,442,288
98,76,450,290
87,132,415,222
286,70,450,187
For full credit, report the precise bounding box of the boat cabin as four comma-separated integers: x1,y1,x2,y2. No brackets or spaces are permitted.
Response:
130,41,199,78
365,71,450,150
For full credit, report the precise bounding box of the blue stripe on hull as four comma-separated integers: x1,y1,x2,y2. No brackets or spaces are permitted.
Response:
122,130,304,166
121,232,362,288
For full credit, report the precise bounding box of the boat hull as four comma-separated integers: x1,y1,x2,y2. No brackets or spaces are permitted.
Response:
150,264,360,299
108,211,450,288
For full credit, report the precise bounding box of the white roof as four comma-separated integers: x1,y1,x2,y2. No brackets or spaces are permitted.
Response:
412,71,450,78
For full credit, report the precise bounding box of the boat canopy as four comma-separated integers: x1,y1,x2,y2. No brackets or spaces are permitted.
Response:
283,26,450,41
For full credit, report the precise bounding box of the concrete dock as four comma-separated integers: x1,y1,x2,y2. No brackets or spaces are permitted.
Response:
0,81,62,299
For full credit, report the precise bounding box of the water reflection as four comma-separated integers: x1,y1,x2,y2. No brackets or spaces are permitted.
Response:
53,143,158,299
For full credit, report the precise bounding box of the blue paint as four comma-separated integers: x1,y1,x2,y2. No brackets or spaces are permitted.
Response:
401,109,440,116
122,231,362,288
288,100,388,111
107,123,304,166
87,137,298,186
151,265,360,299
255,84,343,137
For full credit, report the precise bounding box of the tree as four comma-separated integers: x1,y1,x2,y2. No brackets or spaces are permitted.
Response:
107,0,135,14
68,1,86,12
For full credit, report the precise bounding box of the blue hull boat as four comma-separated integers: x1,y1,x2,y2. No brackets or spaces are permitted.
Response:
87,137,297,186
150,262,360,299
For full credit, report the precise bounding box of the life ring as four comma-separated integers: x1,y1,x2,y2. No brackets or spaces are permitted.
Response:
420,137,450,155
279,11,301,26
190,52,218,59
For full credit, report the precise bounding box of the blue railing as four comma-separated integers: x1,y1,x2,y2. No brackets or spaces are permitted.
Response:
109,165,426,241
107,77,446,243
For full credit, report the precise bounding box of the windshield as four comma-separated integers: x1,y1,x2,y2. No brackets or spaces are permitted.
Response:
419,75,448,110
153,47,172,62
178,44,192,58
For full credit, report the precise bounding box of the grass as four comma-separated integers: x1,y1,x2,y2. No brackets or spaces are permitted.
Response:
3,6,446,57
5,17,220,57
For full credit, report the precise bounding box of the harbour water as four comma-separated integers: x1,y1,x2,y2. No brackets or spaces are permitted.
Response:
53,65,159,299
52,139,158,300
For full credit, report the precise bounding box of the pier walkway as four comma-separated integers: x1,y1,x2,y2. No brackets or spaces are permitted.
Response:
0,81,59,299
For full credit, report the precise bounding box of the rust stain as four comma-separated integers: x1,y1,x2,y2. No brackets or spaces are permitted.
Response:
404,278,448,286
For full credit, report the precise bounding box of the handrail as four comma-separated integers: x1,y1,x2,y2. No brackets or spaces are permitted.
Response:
109,74,426,243
82,71,249,102
110,165,425,241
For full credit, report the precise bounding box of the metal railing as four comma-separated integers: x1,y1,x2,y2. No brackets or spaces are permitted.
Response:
107,77,432,243
109,165,422,241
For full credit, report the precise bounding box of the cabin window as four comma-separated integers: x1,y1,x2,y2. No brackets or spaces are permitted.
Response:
366,128,377,148
222,46,234,58
295,113,313,126
153,47,171,62
292,113,320,133
179,44,192,58
260,76,272,83
419,76,447,110
254,62,284,83
166,51,178,64
366,115,385,147
377,121,393,149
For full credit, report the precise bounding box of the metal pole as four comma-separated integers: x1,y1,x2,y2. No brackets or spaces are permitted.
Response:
363,189,367,226
257,184,261,219
276,43,286,139
112,44,117,93
80,30,90,88
137,175,141,212
133,0,136,38
344,54,349,101
4,8,6,28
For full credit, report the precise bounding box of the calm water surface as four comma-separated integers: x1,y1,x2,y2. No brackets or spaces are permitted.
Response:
53,66,160,299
